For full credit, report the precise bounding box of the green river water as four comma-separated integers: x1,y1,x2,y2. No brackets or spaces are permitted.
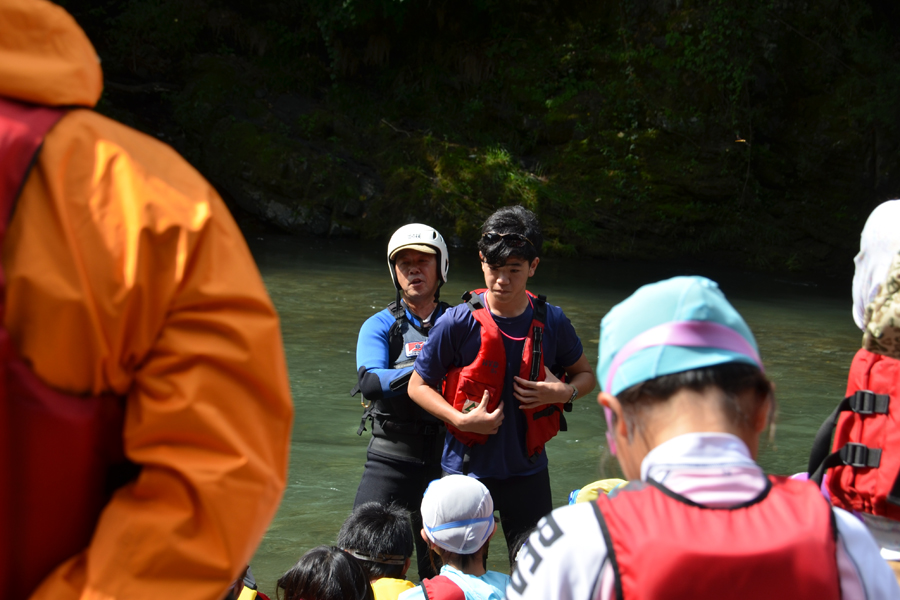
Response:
243,233,860,595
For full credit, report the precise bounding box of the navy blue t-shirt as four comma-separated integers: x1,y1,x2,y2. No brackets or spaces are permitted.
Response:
414,293,584,479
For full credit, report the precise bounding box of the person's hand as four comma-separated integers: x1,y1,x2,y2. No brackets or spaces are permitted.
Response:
456,390,504,435
513,367,572,408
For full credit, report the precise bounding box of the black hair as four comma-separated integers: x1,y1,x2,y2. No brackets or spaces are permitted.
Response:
508,525,538,568
614,362,775,438
276,546,374,600
336,502,414,580
477,205,542,267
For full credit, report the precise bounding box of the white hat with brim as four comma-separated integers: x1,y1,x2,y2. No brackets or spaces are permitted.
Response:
421,475,495,555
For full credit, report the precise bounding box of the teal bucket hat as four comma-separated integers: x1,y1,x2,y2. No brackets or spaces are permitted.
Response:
597,276,763,397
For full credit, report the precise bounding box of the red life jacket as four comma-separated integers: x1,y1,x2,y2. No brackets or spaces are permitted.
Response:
441,290,567,459
421,575,465,600
0,96,133,599
595,477,841,600
808,348,900,519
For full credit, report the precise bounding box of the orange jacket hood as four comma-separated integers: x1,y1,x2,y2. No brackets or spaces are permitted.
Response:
0,0,102,107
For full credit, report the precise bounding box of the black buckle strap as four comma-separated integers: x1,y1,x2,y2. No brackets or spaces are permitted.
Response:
357,410,372,435
839,443,882,468
531,405,559,420
530,327,543,381
808,390,890,484
848,390,890,415
809,443,883,484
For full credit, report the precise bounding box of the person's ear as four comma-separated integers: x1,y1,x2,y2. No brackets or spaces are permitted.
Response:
401,557,411,577
488,520,498,540
420,528,433,548
528,257,540,276
598,392,626,436
753,395,773,434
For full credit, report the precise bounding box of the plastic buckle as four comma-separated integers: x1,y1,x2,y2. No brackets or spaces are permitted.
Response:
841,442,881,468
850,390,878,414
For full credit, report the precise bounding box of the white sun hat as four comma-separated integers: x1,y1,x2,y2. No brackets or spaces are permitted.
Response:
421,475,495,555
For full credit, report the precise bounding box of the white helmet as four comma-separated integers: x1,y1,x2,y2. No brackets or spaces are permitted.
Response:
387,223,449,290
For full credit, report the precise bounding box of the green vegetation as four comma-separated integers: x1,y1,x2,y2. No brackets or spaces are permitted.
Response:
63,0,900,274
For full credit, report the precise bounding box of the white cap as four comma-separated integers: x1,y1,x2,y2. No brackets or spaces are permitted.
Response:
421,475,495,555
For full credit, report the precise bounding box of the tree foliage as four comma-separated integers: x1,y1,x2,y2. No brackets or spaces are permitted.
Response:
61,0,900,273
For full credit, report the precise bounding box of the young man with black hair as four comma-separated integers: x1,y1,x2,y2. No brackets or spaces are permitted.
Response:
337,502,417,600
408,205,596,561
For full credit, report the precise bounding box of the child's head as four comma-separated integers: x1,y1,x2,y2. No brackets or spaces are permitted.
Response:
596,276,773,477
477,205,542,267
276,546,374,600
420,475,496,571
336,502,414,581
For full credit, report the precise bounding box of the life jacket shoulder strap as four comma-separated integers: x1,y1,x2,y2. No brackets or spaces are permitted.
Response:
421,575,466,600
0,97,67,226
532,293,548,325
387,300,405,320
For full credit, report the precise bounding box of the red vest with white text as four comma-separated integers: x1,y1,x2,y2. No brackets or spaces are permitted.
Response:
441,290,567,458
595,477,841,600
0,96,133,599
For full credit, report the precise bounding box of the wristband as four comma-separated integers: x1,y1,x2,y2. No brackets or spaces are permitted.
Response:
566,384,578,404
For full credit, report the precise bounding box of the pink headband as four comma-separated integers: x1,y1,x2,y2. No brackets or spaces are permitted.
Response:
605,320,763,393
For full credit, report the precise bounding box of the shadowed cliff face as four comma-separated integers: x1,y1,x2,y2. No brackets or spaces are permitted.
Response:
65,0,900,276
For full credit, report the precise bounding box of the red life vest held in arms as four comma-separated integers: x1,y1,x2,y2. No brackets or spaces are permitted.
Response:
595,477,841,600
441,290,568,459
0,96,133,599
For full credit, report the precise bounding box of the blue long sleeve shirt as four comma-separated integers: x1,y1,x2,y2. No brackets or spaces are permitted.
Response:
356,302,447,398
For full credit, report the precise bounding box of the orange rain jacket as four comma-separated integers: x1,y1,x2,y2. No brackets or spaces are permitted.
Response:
0,1,294,599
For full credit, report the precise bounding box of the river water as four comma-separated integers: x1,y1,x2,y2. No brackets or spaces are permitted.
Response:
243,232,860,594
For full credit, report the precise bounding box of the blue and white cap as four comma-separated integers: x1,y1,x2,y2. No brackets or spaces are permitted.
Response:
421,475,495,555
598,276,763,396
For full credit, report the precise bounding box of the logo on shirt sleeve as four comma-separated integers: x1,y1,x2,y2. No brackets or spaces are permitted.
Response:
405,341,425,357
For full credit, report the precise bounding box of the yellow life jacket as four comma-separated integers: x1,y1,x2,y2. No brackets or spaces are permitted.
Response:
372,576,416,600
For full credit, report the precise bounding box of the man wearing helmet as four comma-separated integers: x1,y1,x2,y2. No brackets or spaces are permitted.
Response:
352,223,452,581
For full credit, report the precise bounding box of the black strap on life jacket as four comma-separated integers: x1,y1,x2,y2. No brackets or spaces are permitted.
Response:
529,294,547,381
387,300,408,366
808,390,892,494
526,294,568,460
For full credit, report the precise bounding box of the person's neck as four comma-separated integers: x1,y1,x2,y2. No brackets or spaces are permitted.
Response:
484,290,528,318
625,389,761,474
449,553,487,577
403,296,436,320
